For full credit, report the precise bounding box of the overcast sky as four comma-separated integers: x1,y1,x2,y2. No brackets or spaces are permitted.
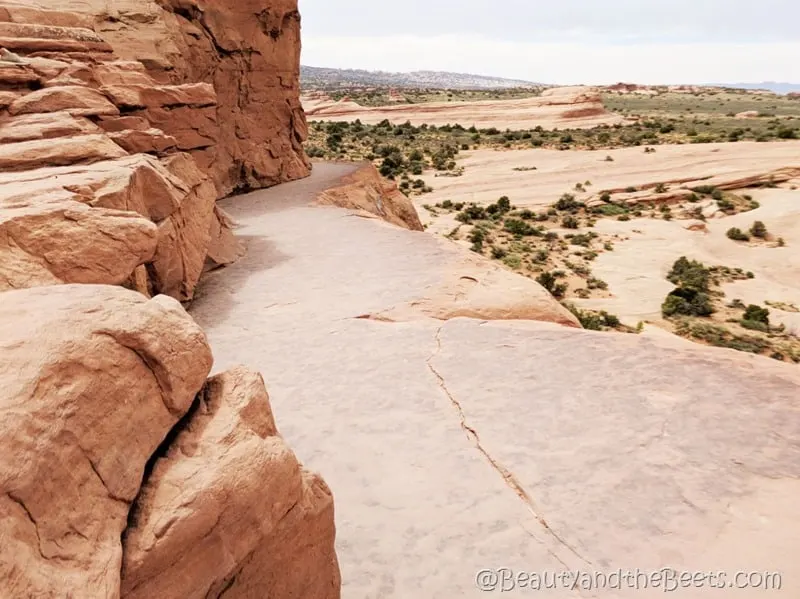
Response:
298,0,800,84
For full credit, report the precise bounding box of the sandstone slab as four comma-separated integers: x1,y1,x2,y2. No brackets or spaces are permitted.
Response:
0,284,212,598
8,85,119,117
121,366,340,599
0,133,128,171
0,111,100,143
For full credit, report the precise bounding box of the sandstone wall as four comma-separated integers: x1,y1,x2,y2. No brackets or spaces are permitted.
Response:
0,3,341,597
0,3,249,300
23,0,311,196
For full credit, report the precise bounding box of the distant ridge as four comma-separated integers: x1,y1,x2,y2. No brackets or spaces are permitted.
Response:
301,65,543,90
705,82,800,95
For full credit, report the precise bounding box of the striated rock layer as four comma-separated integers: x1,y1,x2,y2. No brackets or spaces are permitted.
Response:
0,3,250,300
19,0,311,196
0,285,340,599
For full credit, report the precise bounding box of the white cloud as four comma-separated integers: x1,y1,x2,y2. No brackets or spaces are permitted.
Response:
302,34,800,84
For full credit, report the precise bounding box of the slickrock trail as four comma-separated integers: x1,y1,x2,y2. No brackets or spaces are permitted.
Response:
190,163,800,598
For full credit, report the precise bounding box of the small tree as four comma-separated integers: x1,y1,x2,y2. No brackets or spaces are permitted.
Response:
750,221,768,239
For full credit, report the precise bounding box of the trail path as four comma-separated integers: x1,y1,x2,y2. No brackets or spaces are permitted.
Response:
190,163,800,598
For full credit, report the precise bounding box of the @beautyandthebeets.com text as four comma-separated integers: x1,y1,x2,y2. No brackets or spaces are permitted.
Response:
475,568,783,593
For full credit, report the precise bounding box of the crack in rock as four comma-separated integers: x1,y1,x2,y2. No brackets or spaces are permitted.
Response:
425,324,591,567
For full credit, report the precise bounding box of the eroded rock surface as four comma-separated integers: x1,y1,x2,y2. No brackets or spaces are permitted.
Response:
18,0,310,196
0,286,340,599
0,2,249,300
0,285,212,598
314,162,424,231
302,86,625,130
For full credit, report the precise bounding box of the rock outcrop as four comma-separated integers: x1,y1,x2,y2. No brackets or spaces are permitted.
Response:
302,86,625,130
0,3,249,300
314,162,424,231
0,3,341,598
17,0,310,196
0,285,340,599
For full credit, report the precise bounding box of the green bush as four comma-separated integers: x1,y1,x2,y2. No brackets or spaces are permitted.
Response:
662,288,715,318
750,221,768,239
504,219,538,236
667,257,711,291
726,227,750,241
562,216,579,229
555,193,582,212
536,272,567,298
743,304,770,325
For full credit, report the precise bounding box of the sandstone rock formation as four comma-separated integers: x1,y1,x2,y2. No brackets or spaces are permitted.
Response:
17,0,310,196
302,86,625,130
0,3,249,300
314,163,424,231
0,285,340,599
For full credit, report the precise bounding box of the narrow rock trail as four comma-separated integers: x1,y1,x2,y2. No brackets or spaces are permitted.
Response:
190,164,800,598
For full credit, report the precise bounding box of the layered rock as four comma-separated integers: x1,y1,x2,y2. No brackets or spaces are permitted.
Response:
16,0,311,196
0,285,340,598
302,86,625,130
0,4,245,300
314,163,424,231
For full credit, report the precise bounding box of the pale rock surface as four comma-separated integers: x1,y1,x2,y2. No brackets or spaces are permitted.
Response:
302,86,625,130
186,163,800,598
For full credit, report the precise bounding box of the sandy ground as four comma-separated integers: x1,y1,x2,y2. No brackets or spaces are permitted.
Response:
302,86,625,130
417,141,800,211
188,163,800,598
413,141,800,332
582,187,800,330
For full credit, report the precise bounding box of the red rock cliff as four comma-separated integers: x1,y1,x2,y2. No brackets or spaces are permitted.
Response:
55,0,311,196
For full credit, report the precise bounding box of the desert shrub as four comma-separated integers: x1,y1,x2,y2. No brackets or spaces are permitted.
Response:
562,216,579,229
570,233,594,247
726,227,750,241
468,228,485,244
654,183,668,193
555,193,582,212
743,304,770,325
750,221,768,239
598,203,627,216
536,272,567,298
504,219,538,236
662,288,715,317
693,185,717,195
518,209,535,220
717,197,735,211
676,321,770,354
667,257,711,291
491,246,507,259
